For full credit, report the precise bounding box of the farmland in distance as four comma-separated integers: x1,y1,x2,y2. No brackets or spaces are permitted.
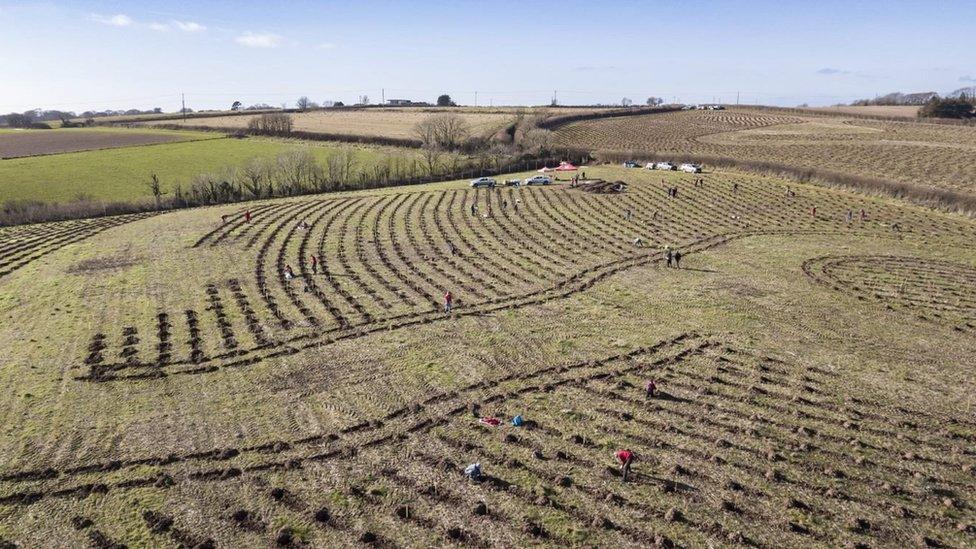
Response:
553,107,976,194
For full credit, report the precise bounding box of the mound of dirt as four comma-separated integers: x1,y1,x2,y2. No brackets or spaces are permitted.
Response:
572,179,628,194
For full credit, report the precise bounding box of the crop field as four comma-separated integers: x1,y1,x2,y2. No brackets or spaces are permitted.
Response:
140,108,529,140
0,137,418,204
0,128,218,159
800,105,922,118
0,165,974,547
553,107,976,194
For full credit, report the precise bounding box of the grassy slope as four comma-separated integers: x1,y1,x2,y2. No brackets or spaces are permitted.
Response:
0,166,973,546
0,137,412,203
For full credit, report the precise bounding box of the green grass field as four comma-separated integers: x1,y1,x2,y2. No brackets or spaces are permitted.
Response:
0,136,416,203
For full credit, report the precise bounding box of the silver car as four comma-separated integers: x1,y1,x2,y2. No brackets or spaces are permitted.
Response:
469,177,497,188
522,175,552,186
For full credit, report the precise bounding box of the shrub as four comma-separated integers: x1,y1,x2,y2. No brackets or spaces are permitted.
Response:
919,97,975,119
247,112,293,134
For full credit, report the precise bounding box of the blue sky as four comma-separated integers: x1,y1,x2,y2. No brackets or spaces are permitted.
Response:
1,0,974,112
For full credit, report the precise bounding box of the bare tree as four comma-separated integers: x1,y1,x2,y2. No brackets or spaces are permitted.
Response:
446,150,466,174
296,96,311,111
431,114,470,149
621,97,633,107
238,158,268,197
326,148,357,188
275,149,323,195
419,146,442,176
413,116,444,175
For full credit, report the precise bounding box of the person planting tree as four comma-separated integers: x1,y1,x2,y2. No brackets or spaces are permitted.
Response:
615,449,635,482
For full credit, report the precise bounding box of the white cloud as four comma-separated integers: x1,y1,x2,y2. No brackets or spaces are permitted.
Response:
93,13,133,27
573,65,619,72
317,42,336,50
173,20,206,32
235,32,282,48
816,67,850,76
149,22,169,31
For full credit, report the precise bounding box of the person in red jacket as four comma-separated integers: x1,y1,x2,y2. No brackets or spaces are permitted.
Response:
244,210,252,223
444,291,453,313
310,254,318,274
615,449,635,482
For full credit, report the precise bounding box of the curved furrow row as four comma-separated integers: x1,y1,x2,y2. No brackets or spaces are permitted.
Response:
379,193,441,308
331,199,392,316
436,191,522,291
355,196,419,310
473,189,567,281
449,190,537,286
420,192,505,297
491,189,578,272
254,200,328,330
243,201,310,250
406,192,491,302
311,199,373,325
193,203,278,248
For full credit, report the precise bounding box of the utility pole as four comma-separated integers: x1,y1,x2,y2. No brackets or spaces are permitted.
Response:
381,88,385,104
181,93,186,121
736,91,740,105
475,91,478,107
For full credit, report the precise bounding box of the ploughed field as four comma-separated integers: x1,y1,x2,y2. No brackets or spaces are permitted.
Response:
0,166,974,547
553,108,976,194
0,128,215,159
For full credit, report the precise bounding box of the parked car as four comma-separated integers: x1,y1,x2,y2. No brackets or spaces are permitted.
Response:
654,162,676,171
645,162,657,170
469,177,497,188
679,163,702,173
522,175,552,186
504,178,522,187
623,161,641,168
